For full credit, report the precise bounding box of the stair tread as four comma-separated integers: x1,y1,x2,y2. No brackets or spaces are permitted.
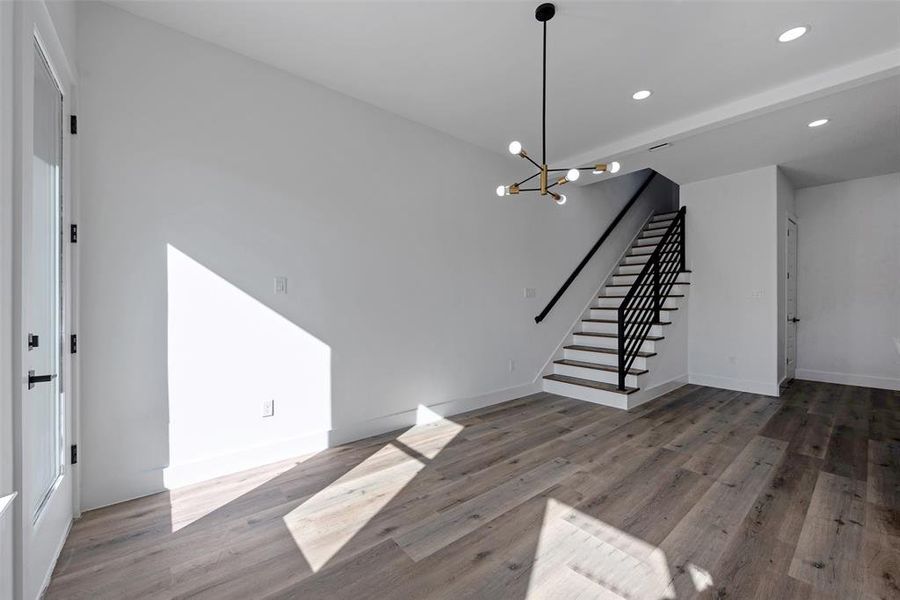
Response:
582,318,672,325
574,332,664,341
606,283,690,287
599,293,686,298
565,345,657,358
554,359,648,376
592,306,679,312
544,373,639,394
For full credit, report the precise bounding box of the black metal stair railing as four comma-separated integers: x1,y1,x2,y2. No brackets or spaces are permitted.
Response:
617,206,687,390
535,172,657,324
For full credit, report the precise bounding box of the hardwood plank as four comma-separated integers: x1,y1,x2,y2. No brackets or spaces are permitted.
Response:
658,435,787,597
868,439,900,510
823,424,869,481
789,471,867,598
711,451,821,598
790,412,834,460
394,457,577,561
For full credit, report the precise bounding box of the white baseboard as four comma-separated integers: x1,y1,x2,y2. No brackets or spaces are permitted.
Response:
795,369,900,391
329,382,542,446
626,375,689,409
155,381,541,491
687,373,780,397
163,430,331,490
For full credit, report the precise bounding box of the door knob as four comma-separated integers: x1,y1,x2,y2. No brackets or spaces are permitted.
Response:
27,370,57,390
790,317,800,323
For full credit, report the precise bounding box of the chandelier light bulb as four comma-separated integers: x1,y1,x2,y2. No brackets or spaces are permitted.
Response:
508,141,523,155
778,26,808,43
608,161,621,173
566,168,580,182
496,185,507,197
555,194,567,206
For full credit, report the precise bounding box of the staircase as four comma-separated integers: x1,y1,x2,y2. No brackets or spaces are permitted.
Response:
542,210,690,409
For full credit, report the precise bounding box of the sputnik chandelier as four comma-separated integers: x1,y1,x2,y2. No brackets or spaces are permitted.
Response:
496,3,620,206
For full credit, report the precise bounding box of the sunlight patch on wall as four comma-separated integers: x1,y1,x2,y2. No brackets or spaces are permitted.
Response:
166,245,331,490
527,499,713,599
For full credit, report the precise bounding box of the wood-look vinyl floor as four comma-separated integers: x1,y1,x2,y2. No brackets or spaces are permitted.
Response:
47,381,900,599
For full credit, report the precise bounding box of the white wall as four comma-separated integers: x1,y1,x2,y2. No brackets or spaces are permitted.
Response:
681,166,781,395
75,3,671,509
795,173,900,390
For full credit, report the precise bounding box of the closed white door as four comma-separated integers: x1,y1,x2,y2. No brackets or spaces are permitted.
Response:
17,12,76,598
785,218,798,380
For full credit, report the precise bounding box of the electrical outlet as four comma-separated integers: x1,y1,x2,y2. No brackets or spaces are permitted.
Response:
509,359,516,373
524,287,536,298
262,399,275,418
274,276,288,295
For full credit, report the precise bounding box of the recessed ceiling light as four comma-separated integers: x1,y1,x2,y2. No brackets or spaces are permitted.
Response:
778,26,808,43
632,90,652,101
808,118,829,128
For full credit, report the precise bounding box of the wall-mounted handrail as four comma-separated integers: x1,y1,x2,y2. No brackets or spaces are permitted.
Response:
617,206,687,390
534,172,657,324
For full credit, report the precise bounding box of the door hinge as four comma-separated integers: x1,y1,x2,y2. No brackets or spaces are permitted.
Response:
70,115,77,135
70,334,77,354
70,444,78,465
70,224,78,243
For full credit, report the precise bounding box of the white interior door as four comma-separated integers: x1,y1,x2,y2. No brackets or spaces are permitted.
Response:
16,11,75,598
785,218,798,380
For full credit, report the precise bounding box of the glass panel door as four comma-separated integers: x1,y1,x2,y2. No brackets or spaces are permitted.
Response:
28,40,64,519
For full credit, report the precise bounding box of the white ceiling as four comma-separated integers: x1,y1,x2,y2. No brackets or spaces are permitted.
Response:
110,1,900,186
643,73,900,187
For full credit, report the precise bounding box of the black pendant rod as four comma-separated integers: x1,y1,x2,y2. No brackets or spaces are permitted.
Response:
542,20,547,166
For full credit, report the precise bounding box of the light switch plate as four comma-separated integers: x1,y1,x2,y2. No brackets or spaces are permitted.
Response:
524,288,536,298
262,399,275,418
274,276,288,294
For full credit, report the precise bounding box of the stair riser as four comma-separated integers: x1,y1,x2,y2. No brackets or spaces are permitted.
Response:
618,263,647,274
602,284,689,297
581,322,664,336
563,348,648,370
640,229,668,239
634,237,662,247
611,273,690,286
553,363,639,387
651,214,676,223
621,255,651,266
594,297,679,309
617,264,685,276
542,379,630,409
589,308,675,321
572,335,656,353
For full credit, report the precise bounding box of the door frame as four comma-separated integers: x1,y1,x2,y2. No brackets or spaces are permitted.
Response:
784,216,798,382
11,2,80,598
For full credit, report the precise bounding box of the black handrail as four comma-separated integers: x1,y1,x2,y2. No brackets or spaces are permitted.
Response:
617,206,687,390
534,172,657,324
